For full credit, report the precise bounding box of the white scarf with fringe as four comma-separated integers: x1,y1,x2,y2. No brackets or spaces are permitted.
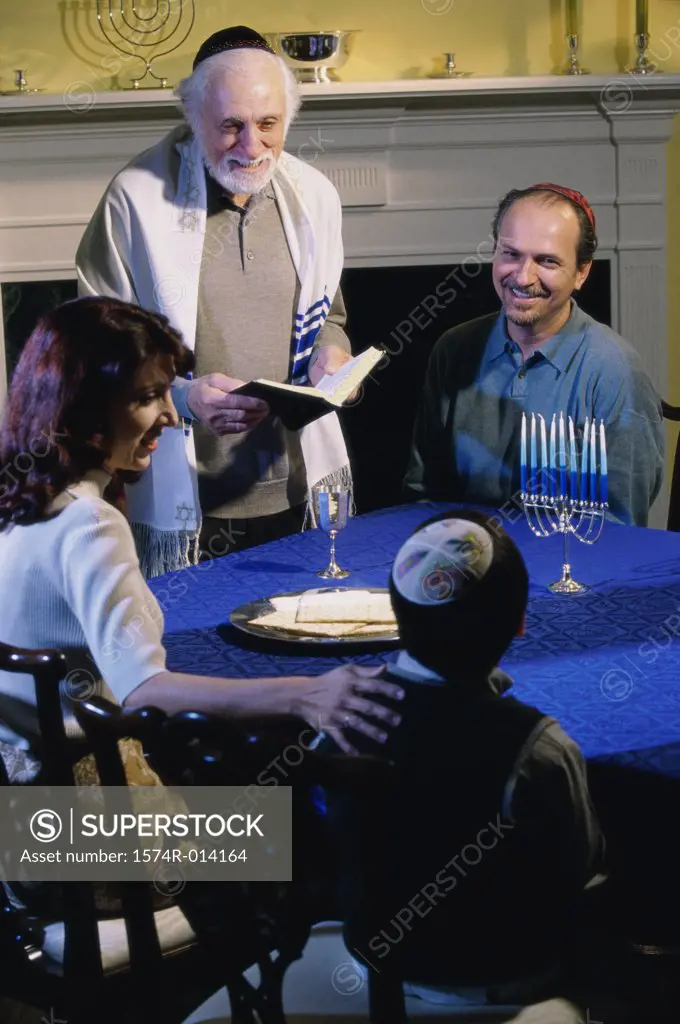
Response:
77,127,352,577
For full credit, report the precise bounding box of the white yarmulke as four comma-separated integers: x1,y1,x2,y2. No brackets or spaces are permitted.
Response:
392,519,494,606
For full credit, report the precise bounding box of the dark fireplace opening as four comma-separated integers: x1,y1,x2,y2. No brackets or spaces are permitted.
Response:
339,260,612,514
2,280,78,381
2,263,611,520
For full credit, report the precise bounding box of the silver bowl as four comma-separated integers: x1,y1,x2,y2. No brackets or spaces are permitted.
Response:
265,31,359,83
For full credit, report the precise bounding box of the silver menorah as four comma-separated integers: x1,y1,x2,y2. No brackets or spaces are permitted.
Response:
96,0,196,90
520,412,608,595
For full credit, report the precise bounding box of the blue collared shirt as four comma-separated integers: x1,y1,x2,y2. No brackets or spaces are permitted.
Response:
404,301,664,525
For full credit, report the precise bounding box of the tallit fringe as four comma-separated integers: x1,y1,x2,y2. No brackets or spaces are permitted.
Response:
131,522,200,579
303,464,355,531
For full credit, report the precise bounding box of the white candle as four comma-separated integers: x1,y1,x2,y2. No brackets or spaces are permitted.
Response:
559,412,567,497
520,412,527,493
600,419,608,504
590,420,597,502
568,416,577,499
549,414,557,497
580,416,589,501
539,414,548,495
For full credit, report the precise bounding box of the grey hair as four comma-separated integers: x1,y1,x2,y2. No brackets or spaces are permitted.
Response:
174,48,302,139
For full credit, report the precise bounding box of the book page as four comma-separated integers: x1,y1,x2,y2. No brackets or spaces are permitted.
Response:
315,347,382,405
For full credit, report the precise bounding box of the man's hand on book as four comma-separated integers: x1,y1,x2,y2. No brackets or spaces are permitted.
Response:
308,345,358,400
187,372,270,435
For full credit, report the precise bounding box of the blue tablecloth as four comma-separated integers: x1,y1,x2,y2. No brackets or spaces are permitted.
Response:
149,502,680,780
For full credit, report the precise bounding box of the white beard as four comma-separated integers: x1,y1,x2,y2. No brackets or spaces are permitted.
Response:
204,150,277,196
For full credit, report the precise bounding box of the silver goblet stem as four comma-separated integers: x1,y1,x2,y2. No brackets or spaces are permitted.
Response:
321,529,347,579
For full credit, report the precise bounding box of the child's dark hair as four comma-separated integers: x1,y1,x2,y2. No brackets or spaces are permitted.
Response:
389,509,529,679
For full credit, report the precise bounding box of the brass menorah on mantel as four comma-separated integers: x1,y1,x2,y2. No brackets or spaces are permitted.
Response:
96,0,196,90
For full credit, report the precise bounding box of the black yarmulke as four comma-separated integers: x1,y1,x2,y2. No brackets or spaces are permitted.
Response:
193,26,275,70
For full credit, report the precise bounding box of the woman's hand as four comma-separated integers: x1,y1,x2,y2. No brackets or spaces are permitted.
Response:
292,664,405,755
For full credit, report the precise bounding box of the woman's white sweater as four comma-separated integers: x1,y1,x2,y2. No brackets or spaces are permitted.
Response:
0,470,166,750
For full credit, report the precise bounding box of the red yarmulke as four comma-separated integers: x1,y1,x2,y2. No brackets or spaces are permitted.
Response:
531,182,596,230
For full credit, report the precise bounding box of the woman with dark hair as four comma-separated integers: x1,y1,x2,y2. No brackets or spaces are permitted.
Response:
0,296,402,766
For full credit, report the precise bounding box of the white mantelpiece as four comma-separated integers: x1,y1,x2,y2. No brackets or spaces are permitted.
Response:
1,75,679,524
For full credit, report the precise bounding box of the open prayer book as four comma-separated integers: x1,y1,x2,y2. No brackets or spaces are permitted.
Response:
233,346,383,431
253,589,397,639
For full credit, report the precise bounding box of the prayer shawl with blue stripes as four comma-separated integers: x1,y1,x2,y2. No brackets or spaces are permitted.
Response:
76,126,352,577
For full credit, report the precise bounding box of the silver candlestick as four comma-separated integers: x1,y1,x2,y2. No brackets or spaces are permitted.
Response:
0,70,41,95
627,33,659,75
562,34,590,75
96,0,196,90
428,51,471,79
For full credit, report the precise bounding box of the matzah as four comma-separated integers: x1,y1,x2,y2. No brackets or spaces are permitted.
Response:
345,623,395,636
254,612,370,638
295,590,395,624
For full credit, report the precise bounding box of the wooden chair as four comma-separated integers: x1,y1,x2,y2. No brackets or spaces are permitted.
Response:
73,694,393,1024
0,642,303,1024
662,400,680,530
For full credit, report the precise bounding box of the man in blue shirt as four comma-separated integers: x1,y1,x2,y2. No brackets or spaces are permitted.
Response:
404,183,664,526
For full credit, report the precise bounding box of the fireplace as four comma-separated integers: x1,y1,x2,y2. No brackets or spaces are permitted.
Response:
1,262,612,516
0,75,678,524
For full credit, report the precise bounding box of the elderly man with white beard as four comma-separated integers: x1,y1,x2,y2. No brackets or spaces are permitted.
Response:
76,26,354,577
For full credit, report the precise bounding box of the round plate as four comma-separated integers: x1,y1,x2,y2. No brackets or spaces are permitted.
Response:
230,587,400,646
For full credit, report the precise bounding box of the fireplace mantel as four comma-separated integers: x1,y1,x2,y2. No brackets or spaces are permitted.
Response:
1,76,679,524
1,73,680,111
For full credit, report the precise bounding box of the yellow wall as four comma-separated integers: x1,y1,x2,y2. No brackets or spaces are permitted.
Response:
1,0,679,406
2,0,680,86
